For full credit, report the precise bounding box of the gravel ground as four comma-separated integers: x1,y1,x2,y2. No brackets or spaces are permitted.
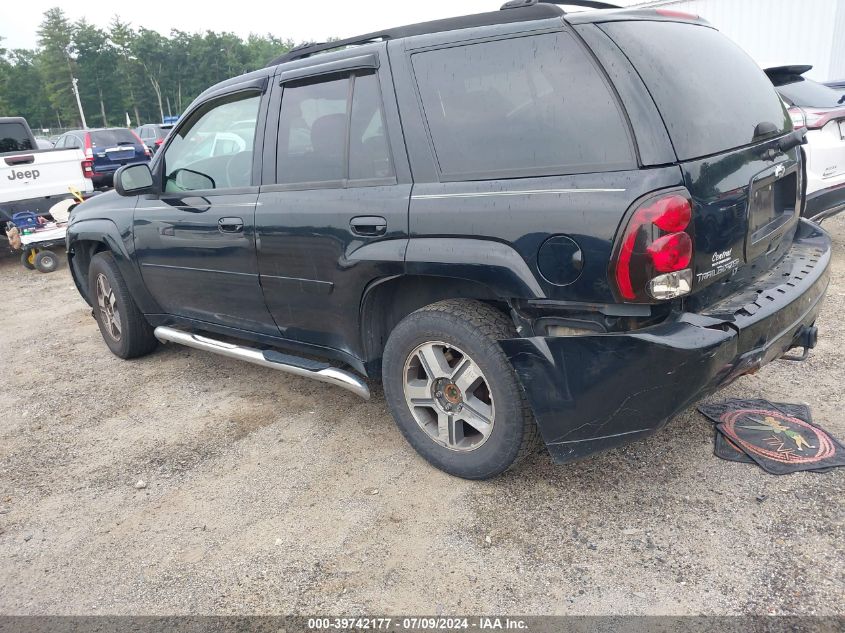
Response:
0,216,843,616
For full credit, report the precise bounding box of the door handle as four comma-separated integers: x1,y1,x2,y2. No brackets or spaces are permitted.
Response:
218,217,244,234
350,216,387,237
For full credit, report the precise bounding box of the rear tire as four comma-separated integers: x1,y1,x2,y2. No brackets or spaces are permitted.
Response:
34,250,59,273
382,299,538,479
88,251,158,359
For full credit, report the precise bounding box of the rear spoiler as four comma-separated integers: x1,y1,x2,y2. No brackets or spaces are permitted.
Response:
764,65,813,79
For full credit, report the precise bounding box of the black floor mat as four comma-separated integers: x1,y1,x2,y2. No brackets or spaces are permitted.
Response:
713,431,754,464
698,399,845,475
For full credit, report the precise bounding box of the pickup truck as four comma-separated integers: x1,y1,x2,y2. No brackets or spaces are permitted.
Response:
67,1,830,479
1,117,94,237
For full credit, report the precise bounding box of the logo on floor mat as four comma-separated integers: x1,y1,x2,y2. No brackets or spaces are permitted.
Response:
720,408,836,464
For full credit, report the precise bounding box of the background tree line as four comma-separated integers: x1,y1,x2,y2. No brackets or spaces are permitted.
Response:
0,7,295,131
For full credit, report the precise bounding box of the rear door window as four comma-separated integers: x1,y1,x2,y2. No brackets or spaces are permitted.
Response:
89,129,139,147
349,73,393,181
601,21,790,161
0,122,34,153
277,76,349,184
276,71,394,185
410,32,635,180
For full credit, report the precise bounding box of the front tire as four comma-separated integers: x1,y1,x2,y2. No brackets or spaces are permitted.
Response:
382,299,538,479
88,252,158,359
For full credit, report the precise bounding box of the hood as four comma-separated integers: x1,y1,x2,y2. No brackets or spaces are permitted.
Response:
69,189,132,225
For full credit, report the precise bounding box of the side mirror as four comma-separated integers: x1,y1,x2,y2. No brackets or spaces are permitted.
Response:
114,163,154,196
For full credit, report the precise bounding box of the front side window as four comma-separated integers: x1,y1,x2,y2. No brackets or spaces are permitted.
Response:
411,32,635,179
276,71,393,185
163,92,261,192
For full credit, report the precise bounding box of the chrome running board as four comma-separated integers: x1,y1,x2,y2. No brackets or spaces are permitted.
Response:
153,326,370,400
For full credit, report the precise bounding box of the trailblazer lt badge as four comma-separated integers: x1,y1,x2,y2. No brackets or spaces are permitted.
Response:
697,248,740,283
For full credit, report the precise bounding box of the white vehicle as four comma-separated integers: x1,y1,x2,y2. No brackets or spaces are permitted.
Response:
766,66,845,221
1,117,94,233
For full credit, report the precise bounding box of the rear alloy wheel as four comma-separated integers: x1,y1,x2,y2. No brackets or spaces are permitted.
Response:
403,341,495,451
383,299,538,479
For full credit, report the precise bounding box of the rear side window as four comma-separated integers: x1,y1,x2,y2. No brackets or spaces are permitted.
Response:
411,32,634,179
0,123,34,153
602,21,790,161
90,129,139,147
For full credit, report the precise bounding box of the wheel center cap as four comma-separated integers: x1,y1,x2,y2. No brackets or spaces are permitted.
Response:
443,383,461,404
434,378,463,409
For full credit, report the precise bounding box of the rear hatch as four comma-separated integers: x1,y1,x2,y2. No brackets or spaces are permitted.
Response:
599,19,801,301
89,129,147,173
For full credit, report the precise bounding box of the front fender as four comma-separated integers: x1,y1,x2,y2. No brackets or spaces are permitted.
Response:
67,218,161,314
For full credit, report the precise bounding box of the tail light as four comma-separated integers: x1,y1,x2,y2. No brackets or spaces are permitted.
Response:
81,159,94,179
610,191,694,302
788,107,806,129
790,105,845,130
83,133,93,159
655,8,699,19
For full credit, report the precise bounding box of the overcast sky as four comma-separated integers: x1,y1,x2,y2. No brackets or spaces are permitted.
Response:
0,0,644,50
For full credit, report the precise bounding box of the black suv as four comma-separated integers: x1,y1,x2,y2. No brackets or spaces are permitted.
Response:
66,1,831,479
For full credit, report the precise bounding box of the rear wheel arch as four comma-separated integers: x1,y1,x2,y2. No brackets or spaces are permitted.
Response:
359,275,514,373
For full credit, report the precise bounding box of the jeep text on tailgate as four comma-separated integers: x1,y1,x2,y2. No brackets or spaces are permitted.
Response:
1,116,94,230
66,0,831,479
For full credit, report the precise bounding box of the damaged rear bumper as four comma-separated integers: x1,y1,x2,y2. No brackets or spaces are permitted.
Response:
500,220,831,464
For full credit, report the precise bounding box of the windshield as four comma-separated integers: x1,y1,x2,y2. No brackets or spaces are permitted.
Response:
773,76,845,108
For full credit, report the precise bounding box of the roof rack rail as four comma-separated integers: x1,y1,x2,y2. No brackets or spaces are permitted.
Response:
267,3,564,67
502,0,621,10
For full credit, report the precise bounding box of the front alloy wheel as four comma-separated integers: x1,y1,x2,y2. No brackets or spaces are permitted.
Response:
95,272,122,342
403,341,494,451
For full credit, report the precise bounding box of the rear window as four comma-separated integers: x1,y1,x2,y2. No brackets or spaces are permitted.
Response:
411,32,635,179
89,129,138,147
602,21,790,161
0,122,34,153
772,77,845,108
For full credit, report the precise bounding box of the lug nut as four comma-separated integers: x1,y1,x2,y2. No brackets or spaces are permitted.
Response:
435,391,443,398
444,404,452,411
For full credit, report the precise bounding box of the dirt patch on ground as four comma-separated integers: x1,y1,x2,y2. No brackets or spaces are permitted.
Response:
1,216,843,615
